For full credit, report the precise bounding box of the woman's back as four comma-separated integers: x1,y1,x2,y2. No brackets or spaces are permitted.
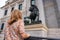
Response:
4,20,25,40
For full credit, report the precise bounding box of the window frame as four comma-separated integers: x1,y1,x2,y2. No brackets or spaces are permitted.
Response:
4,10,8,16
18,4,22,10
11,7,14,12
1,23,4,30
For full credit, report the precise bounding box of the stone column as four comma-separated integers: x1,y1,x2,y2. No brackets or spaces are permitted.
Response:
56,0,60,11
25,0,31,17
8,6,11,16
14,3,18,10
56,0,60,27
22,0,31,20
35,0,46,26
22,0,27,17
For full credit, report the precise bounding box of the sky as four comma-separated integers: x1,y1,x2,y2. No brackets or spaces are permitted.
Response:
0,0,7,7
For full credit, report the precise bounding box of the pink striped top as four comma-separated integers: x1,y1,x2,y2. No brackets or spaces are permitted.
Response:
4,20,25,40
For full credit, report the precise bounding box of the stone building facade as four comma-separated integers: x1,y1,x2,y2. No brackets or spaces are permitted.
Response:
0,0,60,38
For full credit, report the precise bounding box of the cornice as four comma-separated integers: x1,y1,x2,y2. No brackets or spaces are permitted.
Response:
1,0,24,9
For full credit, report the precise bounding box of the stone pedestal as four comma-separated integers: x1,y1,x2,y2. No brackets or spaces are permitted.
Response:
25,24,48,37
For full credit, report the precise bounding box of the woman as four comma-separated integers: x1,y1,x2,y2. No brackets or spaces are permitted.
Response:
4,9,40,40
4,9,30,40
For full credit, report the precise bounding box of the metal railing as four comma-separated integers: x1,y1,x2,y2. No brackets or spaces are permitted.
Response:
31,37,60,40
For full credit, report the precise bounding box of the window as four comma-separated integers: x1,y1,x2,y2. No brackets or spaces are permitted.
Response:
18,4,22,10
4,10,8,15
11,7,14,12
31,0,35,5
1,23,4,30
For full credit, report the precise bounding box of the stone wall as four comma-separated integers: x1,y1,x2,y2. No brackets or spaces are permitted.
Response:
43,0,58,28
47,28,60,38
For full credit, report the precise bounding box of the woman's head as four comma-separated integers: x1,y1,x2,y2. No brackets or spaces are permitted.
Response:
8,9,22,25
11,9,22,20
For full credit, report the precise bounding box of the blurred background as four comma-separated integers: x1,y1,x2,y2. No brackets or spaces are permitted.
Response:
0,0,60,40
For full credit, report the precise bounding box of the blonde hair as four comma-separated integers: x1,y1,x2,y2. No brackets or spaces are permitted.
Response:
8,9,22,25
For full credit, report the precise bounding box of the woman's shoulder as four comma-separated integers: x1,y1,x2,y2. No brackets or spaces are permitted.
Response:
17,19,24,25
17,19,24,23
